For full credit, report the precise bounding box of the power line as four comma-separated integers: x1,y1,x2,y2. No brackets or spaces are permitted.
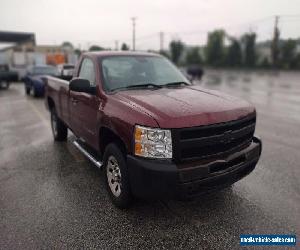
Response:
280,14,300,18
73,14,299,50
135,33,157,41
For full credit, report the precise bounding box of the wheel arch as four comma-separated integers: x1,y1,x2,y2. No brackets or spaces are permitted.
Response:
99,126,128,156
47,96,55,111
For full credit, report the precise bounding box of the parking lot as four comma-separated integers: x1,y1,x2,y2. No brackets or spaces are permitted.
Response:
0,70,299,249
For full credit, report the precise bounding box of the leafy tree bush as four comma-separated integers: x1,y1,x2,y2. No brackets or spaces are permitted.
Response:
89,45,104,51
242,33,257,67
259,57,271,69
205,29,225,67
159,50,170,59
121,43,129,51
169,40,184,65
226,39,242,67
62,41,74,49
280,39,297,69
185,47,202,65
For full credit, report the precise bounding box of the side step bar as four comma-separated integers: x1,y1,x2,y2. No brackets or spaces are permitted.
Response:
72,140,103,169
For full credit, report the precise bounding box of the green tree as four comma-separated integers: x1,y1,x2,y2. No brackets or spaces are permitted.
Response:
205,29,225,67
89,45,104,51
159,49,170,59
226,39,242,67
74,49,82,56
185,47,202,65
62,41,74,49
169,40,184,65
259,57,271,69
280,39,297,69
293,54,300,69
121,43,129,51
242,33,257,67
271,20,280,68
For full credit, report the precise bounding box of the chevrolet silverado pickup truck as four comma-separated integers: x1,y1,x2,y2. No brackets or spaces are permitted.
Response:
45,51,262,208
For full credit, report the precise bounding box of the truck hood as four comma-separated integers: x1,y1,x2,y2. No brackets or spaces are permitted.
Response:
116,85,255,128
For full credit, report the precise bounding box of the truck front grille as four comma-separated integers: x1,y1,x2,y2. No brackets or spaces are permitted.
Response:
172,114,256,162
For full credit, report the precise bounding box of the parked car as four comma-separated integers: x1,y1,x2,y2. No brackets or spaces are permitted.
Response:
57,64,75,81
0,64,18,89
23,65,59,97
186,64,204,81
45,51,262,208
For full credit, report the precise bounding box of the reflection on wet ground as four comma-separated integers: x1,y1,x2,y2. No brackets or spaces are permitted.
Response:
200,70,300,122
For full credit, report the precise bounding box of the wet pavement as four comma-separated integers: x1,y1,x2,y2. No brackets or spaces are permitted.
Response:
0,70,299,249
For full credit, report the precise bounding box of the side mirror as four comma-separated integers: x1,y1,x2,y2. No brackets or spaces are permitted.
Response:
69,78,96,94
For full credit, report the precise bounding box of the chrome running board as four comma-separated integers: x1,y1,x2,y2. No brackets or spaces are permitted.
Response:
72,140,103,169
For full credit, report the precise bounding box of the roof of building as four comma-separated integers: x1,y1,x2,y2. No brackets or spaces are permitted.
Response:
0,31,35,44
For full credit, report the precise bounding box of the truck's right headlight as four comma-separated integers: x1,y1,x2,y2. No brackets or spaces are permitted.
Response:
134,125,172,159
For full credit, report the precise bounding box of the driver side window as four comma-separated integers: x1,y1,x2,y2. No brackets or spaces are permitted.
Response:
79,58,96,86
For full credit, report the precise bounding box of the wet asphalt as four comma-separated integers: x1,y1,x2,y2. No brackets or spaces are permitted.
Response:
0,70,299,249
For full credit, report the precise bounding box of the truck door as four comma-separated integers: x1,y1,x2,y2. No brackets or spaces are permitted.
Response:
69,57,99,148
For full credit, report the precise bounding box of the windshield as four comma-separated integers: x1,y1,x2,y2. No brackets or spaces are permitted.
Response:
63,65,74,69
101,56,189,92
31,66,59,76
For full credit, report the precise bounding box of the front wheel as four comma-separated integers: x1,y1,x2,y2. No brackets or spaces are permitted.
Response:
51,108,68,141
103,143,132,208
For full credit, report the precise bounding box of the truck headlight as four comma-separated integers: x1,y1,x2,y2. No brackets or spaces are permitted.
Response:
134,125,172,159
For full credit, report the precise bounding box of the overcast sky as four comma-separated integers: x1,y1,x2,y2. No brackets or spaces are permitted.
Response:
1,0,300,50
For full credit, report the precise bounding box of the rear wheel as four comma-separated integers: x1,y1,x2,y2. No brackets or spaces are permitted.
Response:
50,108,68,141
103,143,132,208
25,86,30,95
1,81,9,89
32,86,39,97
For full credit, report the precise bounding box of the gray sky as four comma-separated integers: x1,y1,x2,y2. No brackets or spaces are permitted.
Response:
1,0,300,50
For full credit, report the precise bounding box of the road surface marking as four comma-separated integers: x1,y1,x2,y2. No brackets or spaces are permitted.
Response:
27,100,49,128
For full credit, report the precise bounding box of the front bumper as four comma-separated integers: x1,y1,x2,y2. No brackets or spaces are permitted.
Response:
127,136,262,199
34,84,45,95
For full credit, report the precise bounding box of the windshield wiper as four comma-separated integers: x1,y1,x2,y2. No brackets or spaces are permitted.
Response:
164,81,190,87
111,83,162,92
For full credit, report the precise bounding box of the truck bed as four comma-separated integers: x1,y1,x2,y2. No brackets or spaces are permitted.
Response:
45,76,71,127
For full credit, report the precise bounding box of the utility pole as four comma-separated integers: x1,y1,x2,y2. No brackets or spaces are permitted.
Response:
271,15,280,68
131,17,136,51
115,40,119,50
159,32,164,51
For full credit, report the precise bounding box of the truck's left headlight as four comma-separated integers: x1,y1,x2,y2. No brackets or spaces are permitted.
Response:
134,125,172,159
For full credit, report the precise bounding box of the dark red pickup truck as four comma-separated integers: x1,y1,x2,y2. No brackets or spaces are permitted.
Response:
45,51,262,208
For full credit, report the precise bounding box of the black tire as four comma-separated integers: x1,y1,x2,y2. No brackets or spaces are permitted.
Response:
4,81,9,89
32,86,39,97
25,86,30,95
1,81,9,90
50,108,68,141
103,143,132,208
